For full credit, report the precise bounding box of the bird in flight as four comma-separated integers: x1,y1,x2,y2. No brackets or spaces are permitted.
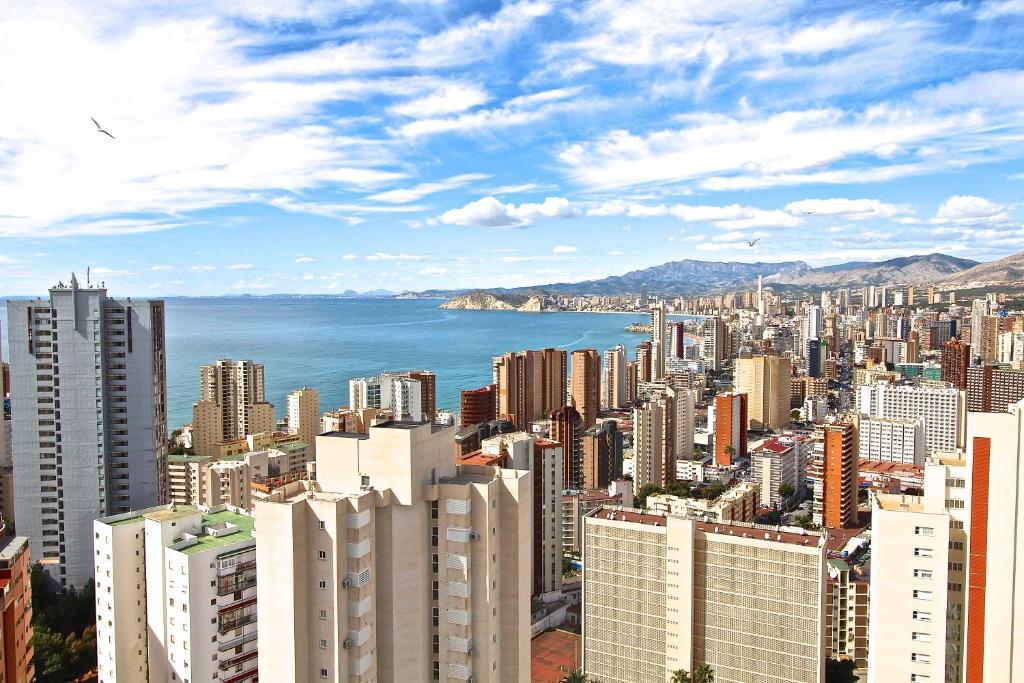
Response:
91,117,115,139
746,238,760,247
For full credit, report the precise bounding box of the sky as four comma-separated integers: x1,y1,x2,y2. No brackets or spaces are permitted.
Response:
2,0,1024,295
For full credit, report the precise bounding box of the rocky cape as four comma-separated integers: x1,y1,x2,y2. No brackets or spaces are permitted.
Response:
440,289,546,312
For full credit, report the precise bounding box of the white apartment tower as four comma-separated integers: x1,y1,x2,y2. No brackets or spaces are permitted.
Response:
94,505,257,683
350,373,424,421
601,345,627,410
650,300,667,381
7,276,168,589
255,421,531,682
870,400,1024,683
583,507,826,683
859,382,964,453
858,416,926,465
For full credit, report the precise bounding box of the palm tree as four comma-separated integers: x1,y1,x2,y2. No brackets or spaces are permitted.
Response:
694,662,715,683
723,444,736,462
671,669,692,683
562,668,587,683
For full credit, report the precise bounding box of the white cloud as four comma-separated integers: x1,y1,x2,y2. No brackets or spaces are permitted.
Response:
785,198,909,220
440,196,577,227
188,265,216,272
587,200,800,229
150,265,174,272
934,195,1008,222
915,69,1024,108
342,254,357,260
389,84,490,117
367,173,489,203
365,252,427,261
607,250,625,256
294,256,315,263
418,267,448,275
227,263,254,270
552,245,577,253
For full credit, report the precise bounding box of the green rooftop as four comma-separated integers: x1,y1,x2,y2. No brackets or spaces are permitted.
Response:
169,454,211,464
178,509,255,556
279,441,309,451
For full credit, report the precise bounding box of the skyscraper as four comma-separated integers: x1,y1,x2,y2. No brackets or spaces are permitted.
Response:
966,364,1024,413
601,345,627,410
550,405,584,490
734,355,792,430
811,422,858,529
634,341,652,383
714,392,748,466
701,317,725,371
286,386,320,454
350,370,435,422
650,300,667,380
7,275,168,589
570,349,601,429
859,383,963,453
494,349,567,431
193,359,274,457
632,398,665,488
256,422,531,682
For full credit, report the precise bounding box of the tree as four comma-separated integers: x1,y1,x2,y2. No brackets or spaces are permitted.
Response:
779,482,796,500
562,668,588,683
29,564,97,683
636,483,665,509
694,662,715,683
723,445,736,460
825,658,859,683
671,669,692,683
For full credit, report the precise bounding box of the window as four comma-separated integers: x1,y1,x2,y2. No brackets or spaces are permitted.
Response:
318,551,327,560
913,590,932,601
914,548,932,558
913,611,931,622
320,669,329,678
912,632,931,643
319,521,326,530
914,569,933,579
950,541,964,550
318,580,327,590
318,610,327,620
319,639,327,649
911,652,931,664
914,526,934,537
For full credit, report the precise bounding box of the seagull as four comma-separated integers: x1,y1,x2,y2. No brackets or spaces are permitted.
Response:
802,211,815,215
91,117,115,139
746,238,760,247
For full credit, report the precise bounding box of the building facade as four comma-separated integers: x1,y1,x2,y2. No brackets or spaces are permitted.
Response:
7,276,168,588
858,416,925,465
493,349,567,431
570,349,601,429
734,355,793,431
713,393,748,466
0,528,33,683
193,359,274,457
286,387,320,455
811,423,858,529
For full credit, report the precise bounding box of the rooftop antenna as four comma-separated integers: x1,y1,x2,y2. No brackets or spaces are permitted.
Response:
87,266,91,287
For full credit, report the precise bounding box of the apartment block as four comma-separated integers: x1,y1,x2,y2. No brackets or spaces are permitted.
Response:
193,359,274,458
750,435,808,508
646,481,758,523
650,300,667,381
811,423,858,529
255,421,531,682
8,276,168,589
570,349,601,429
941,339,971,389
493,349,567,432
286,387,320,455
583,507,826,683
581,421,623,490
0,528,33,683
459,384,496,427
734,355,792,431
966,364,1024,413
714,393,748,466
859,382,963,453
350,371,435,422
825,557,869,670
858,416,925,465
601,345,627,410
94,505,257,683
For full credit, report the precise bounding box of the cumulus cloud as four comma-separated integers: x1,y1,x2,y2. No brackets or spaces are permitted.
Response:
934,195,1008,222
587,201,800,229
552,245,577,253
227,264,254,270
440,196,577,227
294,256,315,263
365,252,428,261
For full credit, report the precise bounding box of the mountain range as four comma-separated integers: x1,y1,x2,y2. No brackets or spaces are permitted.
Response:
406,252,1004,299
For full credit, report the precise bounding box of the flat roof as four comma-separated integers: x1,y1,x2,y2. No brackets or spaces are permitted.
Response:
875,493,925,512
531,629,582,683
179,509,255,556
321,431,369,440
0,535,29,562
590,506,824,547
168,454,210,463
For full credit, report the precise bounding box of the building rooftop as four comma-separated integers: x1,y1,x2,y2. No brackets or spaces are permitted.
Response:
168,454,211,464
0,535,29,563
179,509,255,556
321,430,370,440
531,629,582,683
875,493,925,512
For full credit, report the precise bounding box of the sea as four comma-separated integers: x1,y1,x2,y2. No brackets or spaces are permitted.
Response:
1,297,699,429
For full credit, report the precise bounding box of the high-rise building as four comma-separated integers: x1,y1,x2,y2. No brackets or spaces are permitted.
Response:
701,318,725,371
804,305,824,341
625,360,639,404
941,339,971,389
255,422,531,682
459,384,497,427
634,341,652,383
667,322,687,358
858,416,925,465
286,386,320,454
713,392,748,466
601,345,627,410
859,382,963,454
632,399,665,488
94,505,257,683
550,405,584,490
583,507,826,683
970,298,988,359
494,349,567,431
193,359,274,457
734,355,792,430
581,421,623,489
0,524,34,683
7,276,168,589
805,337,823,378
811,423,858,529
570,349,601,429
966,364,1024,413
650,300,667,380
350,370,435,423
868,402,1024,683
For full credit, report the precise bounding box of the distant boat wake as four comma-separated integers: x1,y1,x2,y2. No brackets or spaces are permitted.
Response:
358,313,457,327
557,332,590,348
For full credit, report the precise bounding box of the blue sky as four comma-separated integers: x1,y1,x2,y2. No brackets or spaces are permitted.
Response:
2,0,1024,295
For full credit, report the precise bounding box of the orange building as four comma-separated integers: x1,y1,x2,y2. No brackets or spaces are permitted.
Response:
0,527,33,683
459,384,496,427
941,339,971,390
714,392,748,466
814,423,859,529
570,349,601,429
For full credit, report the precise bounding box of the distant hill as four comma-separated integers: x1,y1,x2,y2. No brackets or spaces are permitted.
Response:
765,253,979,288
946,250,1024,284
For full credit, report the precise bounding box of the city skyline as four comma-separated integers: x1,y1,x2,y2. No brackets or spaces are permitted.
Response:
2,1,1024,295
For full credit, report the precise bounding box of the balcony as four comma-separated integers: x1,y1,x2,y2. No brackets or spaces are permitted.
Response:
217,576,257,596
220,666,259,683
218,558,256,577
219,649,258,671
218,631,258,652
218,612,257,634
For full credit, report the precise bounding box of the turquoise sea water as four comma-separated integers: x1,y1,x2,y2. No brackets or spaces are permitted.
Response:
3,297,696,429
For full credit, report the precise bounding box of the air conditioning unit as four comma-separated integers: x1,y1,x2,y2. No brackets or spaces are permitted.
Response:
468,531,480,540
467,644,475,655
342,637,353,649
341,577,352,588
